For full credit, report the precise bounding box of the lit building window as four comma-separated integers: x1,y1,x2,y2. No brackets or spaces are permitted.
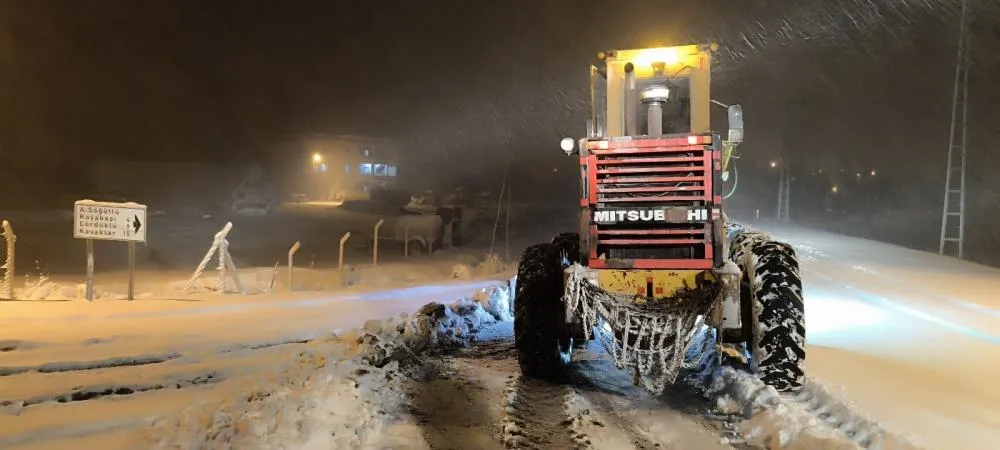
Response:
359,163,372,175
387,165,397,177
362,148,371,157
374,164,387,176
315,163,328,173
344,164,351,173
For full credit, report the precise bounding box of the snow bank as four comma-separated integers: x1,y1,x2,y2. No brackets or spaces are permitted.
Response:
13,276,156,301
144,286,512,449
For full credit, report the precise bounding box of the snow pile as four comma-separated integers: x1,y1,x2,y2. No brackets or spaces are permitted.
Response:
145,293,510,449
450,263,473,279
472,285,513,322
475,252,508,275
352,299,497,368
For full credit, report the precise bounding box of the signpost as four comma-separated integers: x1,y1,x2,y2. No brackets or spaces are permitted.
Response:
73,200,147,301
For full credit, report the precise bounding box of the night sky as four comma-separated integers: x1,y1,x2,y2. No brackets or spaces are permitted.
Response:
1,0,998,202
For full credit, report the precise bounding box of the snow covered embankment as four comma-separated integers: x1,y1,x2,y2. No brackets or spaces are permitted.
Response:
144,285,513,449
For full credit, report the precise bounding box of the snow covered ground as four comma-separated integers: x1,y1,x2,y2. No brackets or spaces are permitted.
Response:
1,220,996,449
767,225,1000,450
0,250,512,449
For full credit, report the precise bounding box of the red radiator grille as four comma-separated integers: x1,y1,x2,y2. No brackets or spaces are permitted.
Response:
581,135,721,270
587,136,715,206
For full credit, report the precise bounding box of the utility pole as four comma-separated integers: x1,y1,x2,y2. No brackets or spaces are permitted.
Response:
775,89,805,224
939,0,971,259
776,165,791,222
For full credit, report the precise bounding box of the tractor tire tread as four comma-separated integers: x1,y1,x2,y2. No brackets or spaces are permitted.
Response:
514,243,572,379
729,228,806,392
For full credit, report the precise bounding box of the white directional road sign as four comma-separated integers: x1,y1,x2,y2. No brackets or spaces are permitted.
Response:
73,200,147,243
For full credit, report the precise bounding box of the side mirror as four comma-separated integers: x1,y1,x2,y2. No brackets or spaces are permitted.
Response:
727,104,744,143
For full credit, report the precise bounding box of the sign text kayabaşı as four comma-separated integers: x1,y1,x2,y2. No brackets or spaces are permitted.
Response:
74,200,147,243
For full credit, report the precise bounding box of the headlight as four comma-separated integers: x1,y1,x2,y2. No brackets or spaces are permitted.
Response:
640,85,670,103
560,137,575,153
633,47,680,67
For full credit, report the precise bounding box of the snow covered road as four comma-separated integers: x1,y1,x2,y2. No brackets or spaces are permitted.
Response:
769,225,1000,450
1,223,996,449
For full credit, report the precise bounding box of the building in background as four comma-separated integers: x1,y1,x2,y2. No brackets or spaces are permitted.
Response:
298,135,400,201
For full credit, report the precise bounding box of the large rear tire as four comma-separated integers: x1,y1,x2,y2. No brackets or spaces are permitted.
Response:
732,233,806,392
514,243,573,379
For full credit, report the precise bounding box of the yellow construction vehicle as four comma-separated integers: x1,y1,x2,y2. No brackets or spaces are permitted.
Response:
515,43,806,394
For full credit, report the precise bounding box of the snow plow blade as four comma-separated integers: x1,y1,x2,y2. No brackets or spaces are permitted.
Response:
562,264,721,394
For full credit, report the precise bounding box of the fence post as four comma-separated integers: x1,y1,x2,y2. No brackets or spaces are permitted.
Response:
373,219,385,265
1,220,14,300
85,239,94,301
404,225,410,259
338,231,351,280
217,237,228,294
288,241,301,291
184,222,233,293
222,240,245,294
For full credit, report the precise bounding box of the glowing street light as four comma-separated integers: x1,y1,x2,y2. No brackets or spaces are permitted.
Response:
870,170,877,176
831,185,839,194
770,160,777,168
312,153,323,164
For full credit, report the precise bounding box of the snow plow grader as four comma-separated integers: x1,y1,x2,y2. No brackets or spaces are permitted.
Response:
514,43,806,394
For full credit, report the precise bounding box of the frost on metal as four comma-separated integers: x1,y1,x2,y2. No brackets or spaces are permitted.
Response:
1,220,14,299
563,264,718,394
183,222,246,294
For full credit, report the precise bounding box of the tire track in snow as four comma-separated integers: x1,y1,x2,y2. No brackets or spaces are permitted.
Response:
707,364,923,450
404,358,501,450
568,384,659,450
457,339,583,449
0,335,319,413
500,374,582,449
782,378,921,449
566,360,667,450
456,335,736,450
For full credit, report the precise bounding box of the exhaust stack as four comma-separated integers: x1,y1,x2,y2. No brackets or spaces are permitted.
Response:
640,85,670,137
